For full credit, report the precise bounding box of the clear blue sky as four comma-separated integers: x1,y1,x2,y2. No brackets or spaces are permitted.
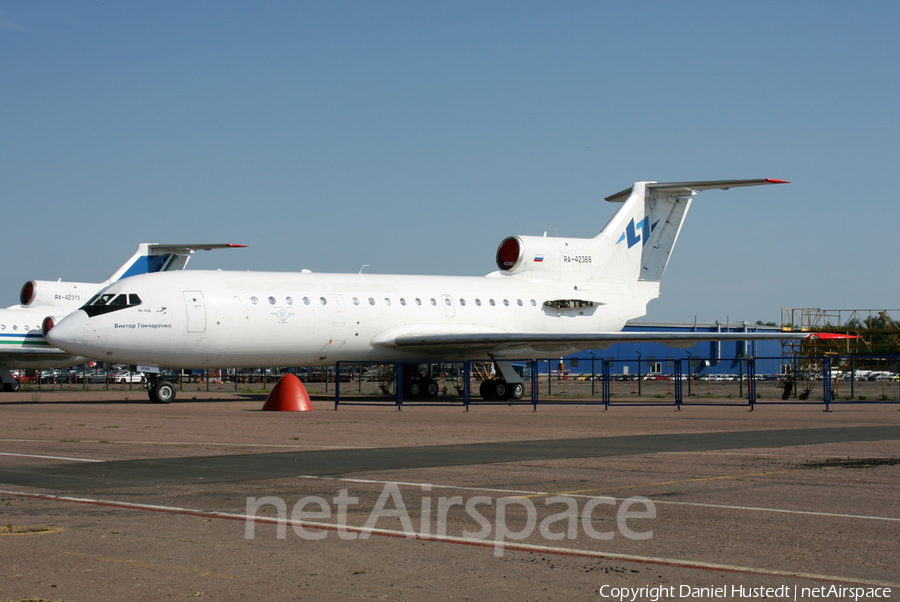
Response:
2,1,897,323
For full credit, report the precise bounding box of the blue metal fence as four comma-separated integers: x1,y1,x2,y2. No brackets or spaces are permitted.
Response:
333,355,900,411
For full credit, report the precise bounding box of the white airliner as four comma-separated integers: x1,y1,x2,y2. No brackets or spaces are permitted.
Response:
0,243,243,391
45,179,843,403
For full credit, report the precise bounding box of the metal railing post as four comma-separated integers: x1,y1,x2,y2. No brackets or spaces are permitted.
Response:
335,362,341,410
747,356,756,410
674,359,683,410
396,362,403,411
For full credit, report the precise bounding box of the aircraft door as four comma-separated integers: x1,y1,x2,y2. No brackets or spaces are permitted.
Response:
183,291,207,333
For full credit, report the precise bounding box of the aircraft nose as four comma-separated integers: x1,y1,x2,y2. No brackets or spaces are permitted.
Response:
45,310,92,354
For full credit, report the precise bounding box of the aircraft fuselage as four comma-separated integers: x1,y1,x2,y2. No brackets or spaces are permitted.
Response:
52,269,657,369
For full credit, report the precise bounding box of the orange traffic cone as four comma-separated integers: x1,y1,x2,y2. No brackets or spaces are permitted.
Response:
262,374,313,412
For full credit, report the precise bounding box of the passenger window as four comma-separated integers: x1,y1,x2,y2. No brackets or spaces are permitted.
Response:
430,298,437,306
503,299,509,306
489,299,496,306
369,297,376,305
460,299,466,306
415,298,422,306
286,297,293,305
268,297,276,305
319,297,327,305
352,297,360,305
303,297,310,305
384,298,391,306
251,296,259,305
400,298,407,306
475,299,482,306
517,299,523,306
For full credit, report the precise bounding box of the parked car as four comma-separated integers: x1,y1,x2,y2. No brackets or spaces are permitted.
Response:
111,370,144,384
11,371,36,385
86,370,109,384
40,369,63,383
62,368,86,382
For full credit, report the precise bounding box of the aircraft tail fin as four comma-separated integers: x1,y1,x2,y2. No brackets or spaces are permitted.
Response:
595,179,787,283
106,243,247,283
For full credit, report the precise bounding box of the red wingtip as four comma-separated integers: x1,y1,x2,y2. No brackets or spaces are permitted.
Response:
765,179,790,184
226,244,249,248
806,333,860,340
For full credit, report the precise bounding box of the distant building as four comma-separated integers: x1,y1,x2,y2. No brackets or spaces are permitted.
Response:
561,321,786,377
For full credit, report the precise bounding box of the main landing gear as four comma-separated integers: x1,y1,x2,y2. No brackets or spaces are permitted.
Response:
479,378,525,400
145,374,176,404
1,367,20,392
402,365,440,400
479,359,526,401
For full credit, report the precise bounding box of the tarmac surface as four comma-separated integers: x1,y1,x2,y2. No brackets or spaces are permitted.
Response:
1,391,898,601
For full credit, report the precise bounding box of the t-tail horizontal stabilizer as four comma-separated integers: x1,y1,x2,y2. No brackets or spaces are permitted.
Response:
110,243,247,282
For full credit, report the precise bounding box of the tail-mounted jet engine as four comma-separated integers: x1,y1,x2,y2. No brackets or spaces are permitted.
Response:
20,280,96,308
495,235,596,281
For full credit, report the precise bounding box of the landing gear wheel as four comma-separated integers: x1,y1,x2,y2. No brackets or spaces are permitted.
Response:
149,380,176,404
423,378,439,399
406,380,422,398
493,380,509,399
510,382,525,400
2,380,19,392
479,380,496,400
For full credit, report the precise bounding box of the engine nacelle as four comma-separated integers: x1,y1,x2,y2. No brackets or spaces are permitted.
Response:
20,280,101,308
495,235,597,281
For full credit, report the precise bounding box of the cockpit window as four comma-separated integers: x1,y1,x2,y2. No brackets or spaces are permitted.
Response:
81,292,143,317
90,294,117,306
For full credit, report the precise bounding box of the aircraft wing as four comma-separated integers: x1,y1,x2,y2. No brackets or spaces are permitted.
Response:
1,349,87,369
385,330,850,355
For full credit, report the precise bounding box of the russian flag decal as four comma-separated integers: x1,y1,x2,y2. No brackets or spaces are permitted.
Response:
533,255,544,262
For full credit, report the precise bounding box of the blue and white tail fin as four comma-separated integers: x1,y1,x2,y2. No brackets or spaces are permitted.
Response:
18,243,246,309
106,243,247,283
595,179,787,283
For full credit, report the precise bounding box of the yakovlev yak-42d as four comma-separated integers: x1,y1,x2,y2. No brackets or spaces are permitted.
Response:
45,179,845,403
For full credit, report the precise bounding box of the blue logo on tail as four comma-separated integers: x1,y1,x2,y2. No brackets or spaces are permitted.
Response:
616,218,658,248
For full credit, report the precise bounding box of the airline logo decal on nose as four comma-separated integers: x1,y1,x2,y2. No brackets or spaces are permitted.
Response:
616,217,659,248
